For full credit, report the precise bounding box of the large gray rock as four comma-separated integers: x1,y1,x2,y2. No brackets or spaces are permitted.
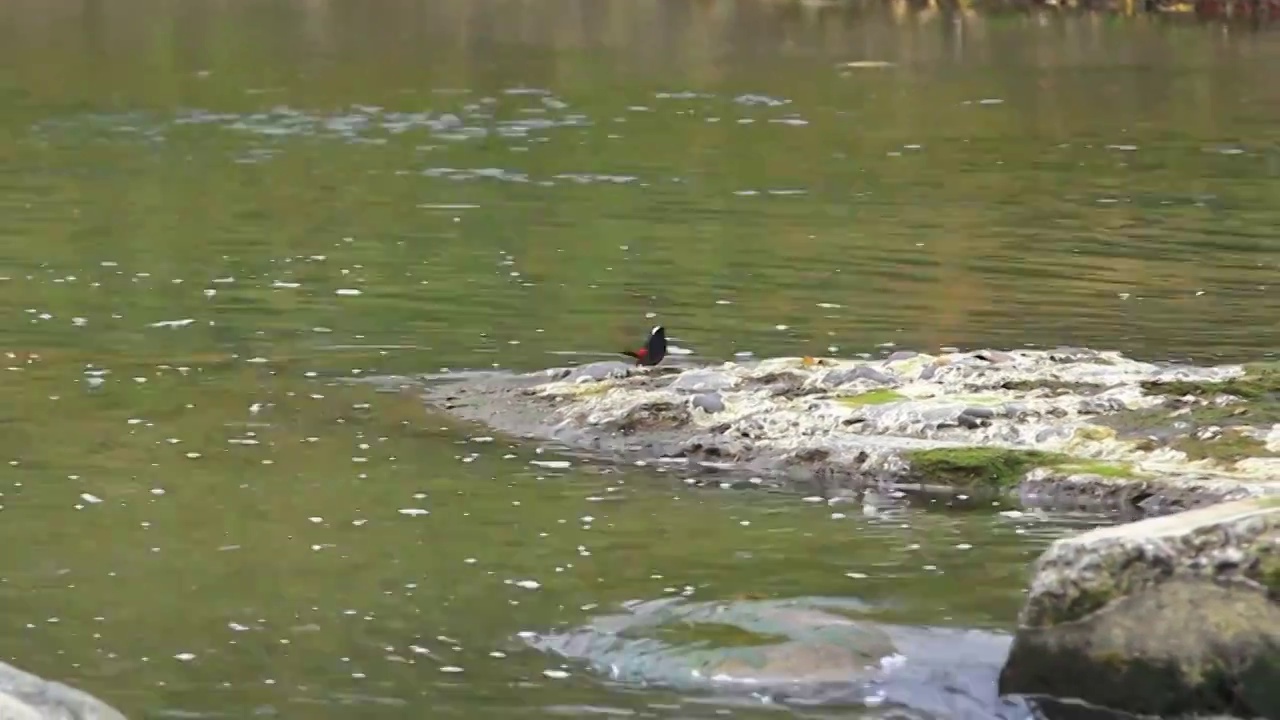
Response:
998,496,1280,717
0,662,126,720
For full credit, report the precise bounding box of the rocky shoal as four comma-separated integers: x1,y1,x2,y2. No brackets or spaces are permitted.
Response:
416,347,1280,513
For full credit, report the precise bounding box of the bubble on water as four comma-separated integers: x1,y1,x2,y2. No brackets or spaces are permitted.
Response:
149,318,195,329
542,669,570,679
80,493,103,504
846,572,869,579
440,666,464,673
509,579,541,590
185,452,202,459
174,653,196,662
398,508,429,517
335,288,363,296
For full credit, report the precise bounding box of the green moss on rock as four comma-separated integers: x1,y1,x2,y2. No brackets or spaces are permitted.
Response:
1259,556,1280,597
1000,379,1109,395
650,621,787,648
1141,364,1280,401
834,389,906,406
1171,428,1270,464
1057,461,1141,479
905,447,1071,490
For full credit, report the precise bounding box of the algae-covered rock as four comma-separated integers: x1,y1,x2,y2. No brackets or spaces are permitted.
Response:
998,496,1280,717
416,348,1280,511
904,447,1071,491
524,595,1028,716
0,662,126,720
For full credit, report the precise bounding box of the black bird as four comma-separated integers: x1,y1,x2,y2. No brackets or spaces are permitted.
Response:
620,325,667,366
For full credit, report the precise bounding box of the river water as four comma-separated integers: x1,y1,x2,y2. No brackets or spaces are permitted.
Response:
2,1,1279,718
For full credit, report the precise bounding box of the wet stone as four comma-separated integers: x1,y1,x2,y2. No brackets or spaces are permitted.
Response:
1076,396,1129,414
822,366,895,387
1048,347,1100,362
885,350,919,362
974,349,1016,364
1000,497,1280,718
999,402,1032,418
564,361,634,383
689,392,725,414
668,370,737,393
610,401,692,433
918,405,967,427
957,407,995,429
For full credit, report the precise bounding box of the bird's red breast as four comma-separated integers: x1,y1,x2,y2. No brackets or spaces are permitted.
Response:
634,348,648,359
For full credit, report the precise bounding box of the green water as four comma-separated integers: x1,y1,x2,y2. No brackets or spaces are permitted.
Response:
3,0,1279,717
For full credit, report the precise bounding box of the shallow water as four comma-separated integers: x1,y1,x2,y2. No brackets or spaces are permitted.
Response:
1,0,1278,717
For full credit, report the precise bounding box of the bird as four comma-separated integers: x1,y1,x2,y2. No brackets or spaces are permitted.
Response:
620,325,667,366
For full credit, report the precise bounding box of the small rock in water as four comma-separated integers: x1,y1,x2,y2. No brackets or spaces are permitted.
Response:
974,349,1016,364
668,370,736,393
823,366,895,387
530,459,571,469
689,392,725,414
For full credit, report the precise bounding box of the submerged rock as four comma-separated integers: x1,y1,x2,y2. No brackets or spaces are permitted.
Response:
417,349,1280,511
523,596,1028,717
0,662,126,720
998,496,1280,718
